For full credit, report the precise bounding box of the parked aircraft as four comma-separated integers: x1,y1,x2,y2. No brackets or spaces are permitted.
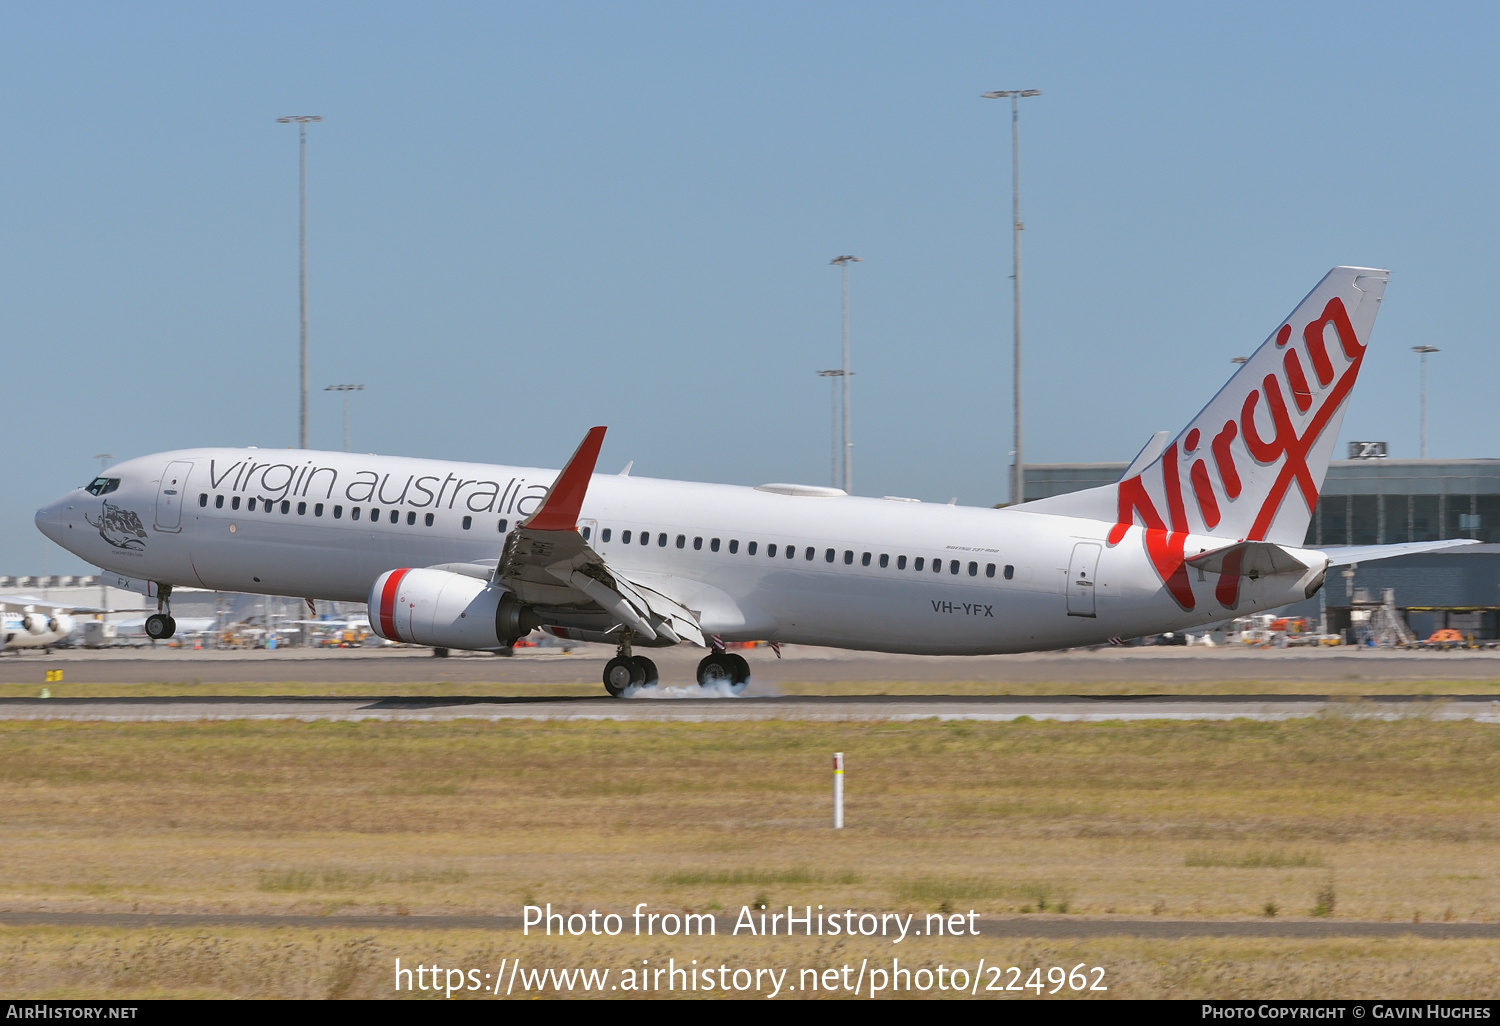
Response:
34,267,1473,693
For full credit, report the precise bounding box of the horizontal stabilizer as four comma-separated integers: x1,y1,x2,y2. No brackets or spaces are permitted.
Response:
1320,538,1482,566
1186,541,1312,578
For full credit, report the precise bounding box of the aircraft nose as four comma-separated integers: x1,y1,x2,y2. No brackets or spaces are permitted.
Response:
34,496,72,546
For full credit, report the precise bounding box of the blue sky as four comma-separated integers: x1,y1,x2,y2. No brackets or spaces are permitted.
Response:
5,2,1497,573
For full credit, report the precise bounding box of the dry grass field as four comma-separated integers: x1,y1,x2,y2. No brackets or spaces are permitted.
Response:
2,715,1499,997
3,927,1498,999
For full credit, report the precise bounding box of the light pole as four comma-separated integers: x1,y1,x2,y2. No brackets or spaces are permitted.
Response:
983,89,1040,505
816,370,847,488
278,114,323,450
830,255,862,493
1412,345,1440,458
325,384,365,452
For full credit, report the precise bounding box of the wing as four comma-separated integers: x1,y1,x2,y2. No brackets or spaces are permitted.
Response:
0,595,111,615
481,427,706,647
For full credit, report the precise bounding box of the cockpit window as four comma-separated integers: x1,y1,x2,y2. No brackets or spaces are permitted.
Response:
85,477,120,496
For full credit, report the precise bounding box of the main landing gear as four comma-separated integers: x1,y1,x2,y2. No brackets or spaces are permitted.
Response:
602,632,658,697
695,645,749,688
144,584,176,641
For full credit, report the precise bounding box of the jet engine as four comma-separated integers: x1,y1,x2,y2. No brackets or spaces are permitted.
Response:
22,613,50,636
367,568,540,650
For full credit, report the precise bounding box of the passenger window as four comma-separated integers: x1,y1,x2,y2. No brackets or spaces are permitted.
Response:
710,538,720,552
265,500,275,514
748,541,757,555
825,548,835,563
394,510,403,524
215,495,225,509
281,501,291,514
425,513,434,527
968,561,978,576
986,563,996,578
936,559,946,574
843,550,853,565
198,493,208,507
462,515,472,530
622,530,632,544
787,545,796,559
694,537,703,550
805,546,815,560
913,557,924,571
658,532,667,547
862,552,871,567
248,498,257,511
767,543,777,557
1004,564,1015,580
582,526,591,541
370,507,380,521
232,496,241,510
352,507,361,521
333,505,342,519
879,554,888,568
315,503,324,517
949,560,959,575
297,501,307,515
499,519,509,533
729,540,739,554
602,528,611,542
676,534,685,549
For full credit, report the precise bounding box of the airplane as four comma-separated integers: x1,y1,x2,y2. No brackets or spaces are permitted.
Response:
34,267,1476,694
0,597,90,652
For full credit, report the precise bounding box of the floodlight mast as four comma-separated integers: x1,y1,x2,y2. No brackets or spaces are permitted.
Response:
1412,346,1440,458
325,384,365,452
277,115,323,450
982,89,1040,505
830,255,862,493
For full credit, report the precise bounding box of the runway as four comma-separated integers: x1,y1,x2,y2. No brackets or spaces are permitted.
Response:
5,645,1500,686
1,910,1494,939
4,692,1499,722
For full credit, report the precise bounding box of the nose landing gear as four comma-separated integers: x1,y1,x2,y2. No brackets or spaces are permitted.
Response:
144,584,176,641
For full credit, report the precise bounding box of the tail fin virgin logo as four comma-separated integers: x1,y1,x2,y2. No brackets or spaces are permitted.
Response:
1107,296,1366,612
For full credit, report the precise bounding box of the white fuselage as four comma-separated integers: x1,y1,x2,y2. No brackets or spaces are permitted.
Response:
35,447,1322,655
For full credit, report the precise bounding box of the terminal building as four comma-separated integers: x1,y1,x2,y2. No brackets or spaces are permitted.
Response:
1024,453,1500,640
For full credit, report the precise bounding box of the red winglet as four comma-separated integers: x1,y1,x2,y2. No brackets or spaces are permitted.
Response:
522,426,607,532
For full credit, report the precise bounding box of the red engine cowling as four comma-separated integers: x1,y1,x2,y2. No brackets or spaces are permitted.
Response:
367,568,537,650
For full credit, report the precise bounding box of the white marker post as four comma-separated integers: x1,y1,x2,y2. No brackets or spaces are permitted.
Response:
832,752,844,829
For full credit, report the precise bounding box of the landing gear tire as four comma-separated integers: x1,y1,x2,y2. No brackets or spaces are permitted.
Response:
696,653,734,687
145,613,176,641
630,656,658,686
604,655,645,697
725,652,750,685
433,647,450,658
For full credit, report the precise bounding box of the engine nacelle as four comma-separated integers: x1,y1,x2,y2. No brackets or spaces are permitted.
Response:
51,615,75,638
368,568,539,650
22,613,50,636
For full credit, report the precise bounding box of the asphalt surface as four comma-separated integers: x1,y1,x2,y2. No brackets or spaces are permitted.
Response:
2,911,1493,939
3,692,1499,722
5,645,1500,686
